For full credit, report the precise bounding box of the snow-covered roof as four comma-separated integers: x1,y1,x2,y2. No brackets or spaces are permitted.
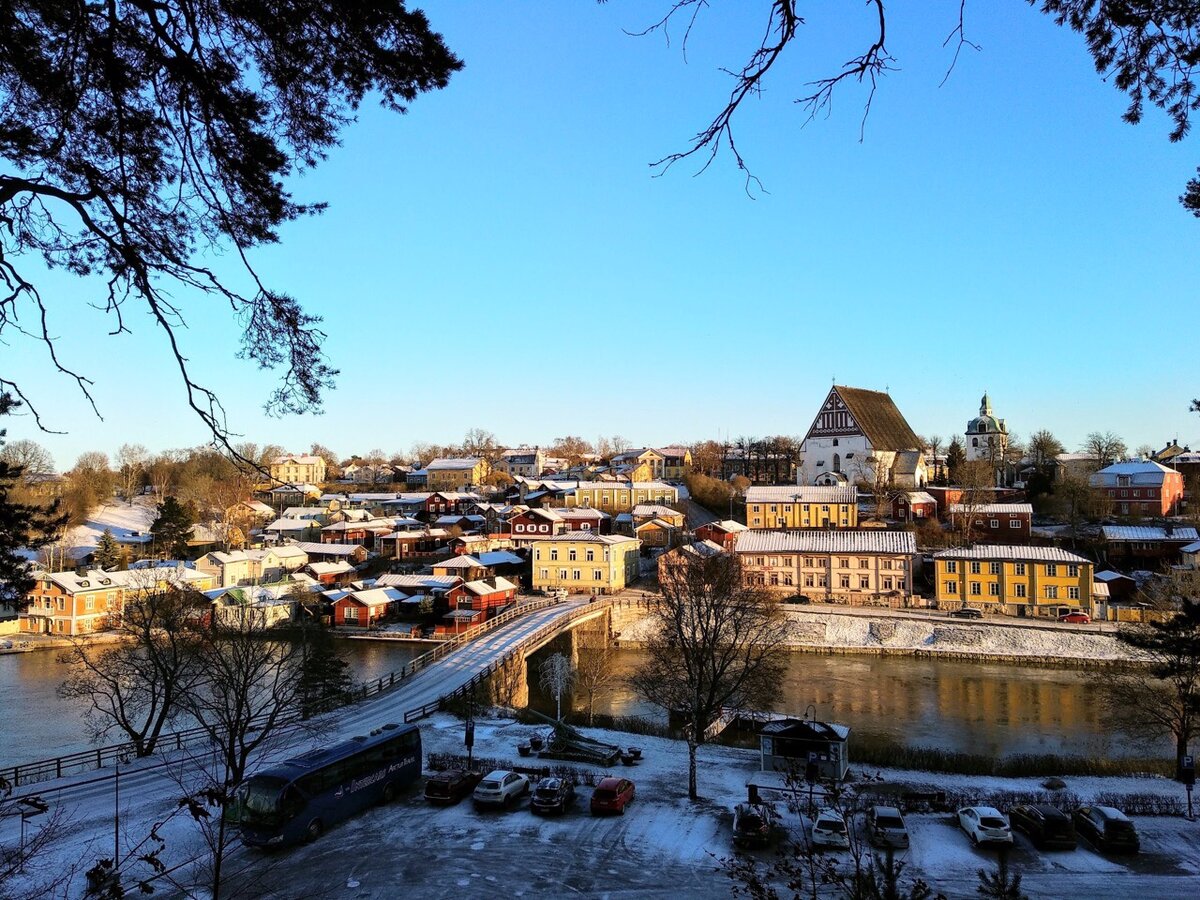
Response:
745,485,857,505
342,587,405,607
269,483,320,495
530,532,640,545
426,457,482,471
632,504,681,519
376,573,462,590
265,518,317,532
37,569,122,594
282,506,326,519
1090,459,1178,487
1181,541,1200,554
462,577,517,596
933,545,1090,563
320,518,393,532
1095,570,1135,582
272,454,323,466
1101,525,1199,543
433,555,483,569
476,550,524,566
307,561,354,576
636,518,679,531
949,503,1033,515
554,507,609,520
292,541,362,556
702,520,749,533
902,492,938,505
736,530,915,555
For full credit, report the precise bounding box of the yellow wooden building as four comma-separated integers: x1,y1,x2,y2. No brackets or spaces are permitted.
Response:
745,485,859,529
933,545,1095,617
425,457,490,491
531,533,641,594
567,481,678,513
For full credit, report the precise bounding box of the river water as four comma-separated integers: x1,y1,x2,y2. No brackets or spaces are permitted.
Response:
0,641,1150,770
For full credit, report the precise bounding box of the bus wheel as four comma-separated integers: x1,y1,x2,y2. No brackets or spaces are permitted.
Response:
382,782,397,804
305,819,323,843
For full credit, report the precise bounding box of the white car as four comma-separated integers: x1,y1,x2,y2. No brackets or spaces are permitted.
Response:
957,806,1014,846
472,770,530,809
811,809,850,849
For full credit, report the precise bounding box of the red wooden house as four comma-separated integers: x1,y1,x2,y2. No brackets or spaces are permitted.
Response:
694,520,748,551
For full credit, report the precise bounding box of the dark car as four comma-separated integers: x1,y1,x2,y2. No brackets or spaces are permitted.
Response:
590,777,635,815
530,777,575,815
732,801,777,848
783,595,812,605
949,607,983,620
866,805,910,849
424,770,482,805
1074,806,1140,854
1009,804,1077,850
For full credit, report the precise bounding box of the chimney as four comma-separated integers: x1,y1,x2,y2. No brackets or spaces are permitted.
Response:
75,563,88,577
1166,524,1174,537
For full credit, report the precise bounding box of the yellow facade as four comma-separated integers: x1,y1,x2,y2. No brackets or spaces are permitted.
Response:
269,455,327,485
747,500,858,529
567,483,678,513
426,459,489,491
934,551,1093,617
531,535,641,594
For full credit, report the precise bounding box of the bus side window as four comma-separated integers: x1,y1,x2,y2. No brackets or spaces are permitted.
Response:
280,785,304,817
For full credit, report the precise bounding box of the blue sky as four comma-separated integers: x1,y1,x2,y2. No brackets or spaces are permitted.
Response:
5,1,1198,469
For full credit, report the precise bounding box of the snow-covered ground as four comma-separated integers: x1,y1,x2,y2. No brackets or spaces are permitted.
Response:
619,607,1140,662
50,498,158,561
12,712,1197,898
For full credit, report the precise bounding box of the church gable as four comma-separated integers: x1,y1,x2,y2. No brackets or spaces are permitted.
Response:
804,387,865,441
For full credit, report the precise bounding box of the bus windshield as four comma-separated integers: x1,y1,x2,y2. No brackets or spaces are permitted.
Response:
239,776,288,823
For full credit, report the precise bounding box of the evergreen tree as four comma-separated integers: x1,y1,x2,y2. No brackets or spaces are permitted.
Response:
93,527,121,570
0,393,66,604
297,626,353,719
150,496,194,560
946,437,967,484
977,850,1027,899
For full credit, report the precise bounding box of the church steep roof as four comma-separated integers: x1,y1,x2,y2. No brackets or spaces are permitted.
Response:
831,386,921,451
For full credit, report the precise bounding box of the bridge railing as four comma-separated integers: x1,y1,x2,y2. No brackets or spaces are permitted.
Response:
401,597,613,723
1,597,568,789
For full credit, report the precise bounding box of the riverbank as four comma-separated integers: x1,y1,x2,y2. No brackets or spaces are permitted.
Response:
616,606,1145,666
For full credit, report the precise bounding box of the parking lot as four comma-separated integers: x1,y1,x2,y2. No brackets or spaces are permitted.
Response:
225,715,1200,899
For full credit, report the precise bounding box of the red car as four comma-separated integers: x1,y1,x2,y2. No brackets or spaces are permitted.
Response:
1059,612,1091,624
590,777,635,815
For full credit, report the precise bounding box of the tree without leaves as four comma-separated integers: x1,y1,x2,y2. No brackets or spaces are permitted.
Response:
575,630,620,726
551,435,594,466
538,652,576,722
1107,598,1200,771
0,438,52,474
632,551,788,800
1027,429,1065,468
0,1,461,443
1082,431,1128,468
58,587,204,756
637,1,1200,215
116,442,149,504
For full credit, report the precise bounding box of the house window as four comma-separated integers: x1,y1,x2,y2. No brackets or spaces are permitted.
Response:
540,569,549,580
344,606,358,621
1068,586,1080,601
770,574,779,586
882,560,893,570
1009,520,1021,529
1045,585,1059,600
969,562,981,575
593,569,602,581
989,520,999,529
1014,563,1026,576
804,557,814,567
573,570,581,580
989,562,1001,575
58,598,66,611
586,549,595,562
945,561,957,574
858,558,868,569
989,583,1000,597
783,574,793,586
559,569,568,580
839,575,850,589
818,576,828,588
550,548,559,561
1068,564,1079,578
838,558,849,569
945,581,958,594
859,576,870,589
883,577,893,590
1014,583,1027,598
970,582,982,596
86,596,95,610
569,549,577,561
751,505,760,513
805,575,814,587
1046,564,1058,577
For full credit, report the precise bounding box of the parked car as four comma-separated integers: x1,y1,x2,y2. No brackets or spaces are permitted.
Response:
1074,806,1140,854
472,770,530,809
783,594,812,605
530,777,575,815
424,770,482,806
949,608,983,620
732,801,778,848
957,806,1014,846
866,806,909,849
1058,612,1091,624
590,777,635,815
1008,804,1077,850
811,809,850,849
